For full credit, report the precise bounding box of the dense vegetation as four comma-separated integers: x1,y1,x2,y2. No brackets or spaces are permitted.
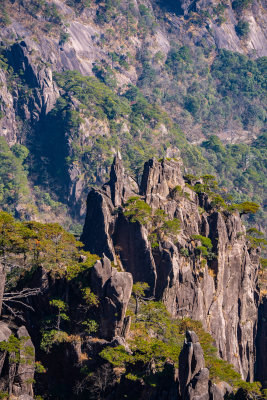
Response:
0,137,30,213
0,211,97,282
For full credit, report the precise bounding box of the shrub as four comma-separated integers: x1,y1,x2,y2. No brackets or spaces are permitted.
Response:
191,234,212,249
179,247,189,257
162,218,180,236
232,0,253,11
40,330,69,353
235,20,250,38
184,96,200,116
81,288,99,307
236,201,260,215
123,197,152,225
0,3,11,26
82,319,99,335
260,258,267,270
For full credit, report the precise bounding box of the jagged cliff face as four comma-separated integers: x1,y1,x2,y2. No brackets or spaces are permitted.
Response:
81,156,261,381
0,0,266,224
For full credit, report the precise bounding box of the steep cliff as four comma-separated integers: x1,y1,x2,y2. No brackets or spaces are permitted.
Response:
0,0,266,226
81,155,261,381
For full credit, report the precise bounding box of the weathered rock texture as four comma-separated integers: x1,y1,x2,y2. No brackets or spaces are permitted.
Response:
90,255,133,340
81,156,261,381
0,323,35,398
179,331,232,400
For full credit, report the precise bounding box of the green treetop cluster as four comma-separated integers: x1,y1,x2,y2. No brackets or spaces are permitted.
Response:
0,210,98,283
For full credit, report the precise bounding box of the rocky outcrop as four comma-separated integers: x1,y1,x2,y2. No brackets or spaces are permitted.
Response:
90,255,133,340
81,156,261,381
179,331,232,400
81,153,139,259
0,324,35,398
12,326,35,398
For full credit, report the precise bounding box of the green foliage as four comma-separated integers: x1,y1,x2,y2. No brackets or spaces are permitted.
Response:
173,185,183,196
184,96,201,116
0,335,24,364
163,44,266,133
132,282,150,298
48,299,70,333
166,46,192,75
191,234,212,249
101,301,261,394
246,236,267,250
82,319,99,335
0,211,97,288
162,218,180,236
196,246,208,256
81,288,99,307
211,50,266,100
59,31,70,45
191,235,216,260
40,330,69,353
0,2,11,26
235,20,250,37
66,252,98,280
0,137,30,212
0,334,44,374
232,0,253,11
123,197,152,225
235,201,260,215
201,135,266,227
260,258,267,270
49,299,68,311
54,71,130,121
100,345,132,367
148,232,159,248
179,247,189,257
101,301,183,373
210,195,227,210
247,228,264,237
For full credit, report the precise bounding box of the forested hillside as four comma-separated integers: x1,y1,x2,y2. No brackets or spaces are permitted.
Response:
0,0,266,232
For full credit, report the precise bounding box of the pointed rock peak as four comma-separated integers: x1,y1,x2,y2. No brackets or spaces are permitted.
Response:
186,330,200,344
112,150,122,167
116,150,122,161
140,157,184,201
109,154,125,207
110,152,124,183
108,153,138,207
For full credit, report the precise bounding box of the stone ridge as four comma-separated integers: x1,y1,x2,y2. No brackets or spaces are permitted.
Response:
81,155,261,381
